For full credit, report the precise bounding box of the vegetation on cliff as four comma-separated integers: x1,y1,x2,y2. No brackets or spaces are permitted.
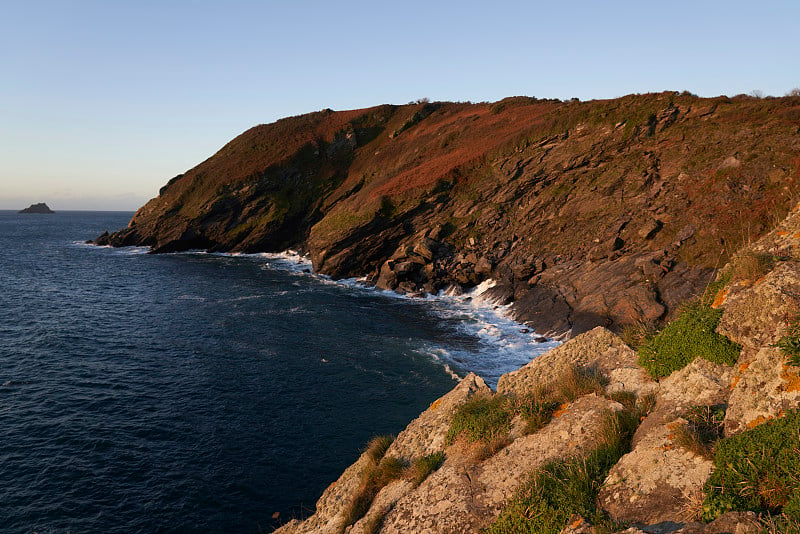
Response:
98,91,800,337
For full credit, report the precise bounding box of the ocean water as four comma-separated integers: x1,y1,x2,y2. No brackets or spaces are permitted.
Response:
0,211,557,533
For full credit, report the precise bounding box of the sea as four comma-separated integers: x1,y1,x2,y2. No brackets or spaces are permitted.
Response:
0,211,558,533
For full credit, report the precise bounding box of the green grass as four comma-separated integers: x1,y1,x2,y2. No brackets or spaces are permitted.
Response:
446,366,607,459
446,393,512,446
406,451,446,486
485,409,641,534
637,302,741,379
777,316,800,367
702,409,800,522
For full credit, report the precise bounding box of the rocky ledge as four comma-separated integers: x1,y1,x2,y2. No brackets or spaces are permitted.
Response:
19,202,54,214
274,203,800,533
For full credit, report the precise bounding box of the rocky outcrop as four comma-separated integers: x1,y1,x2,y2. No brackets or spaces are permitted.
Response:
497,326,656,398
599,358,733,524
275,374,490,534
19,202,54,213
378,394,623,534
96,92,800,338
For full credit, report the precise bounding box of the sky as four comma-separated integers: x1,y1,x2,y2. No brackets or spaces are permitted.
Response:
1,0,799,211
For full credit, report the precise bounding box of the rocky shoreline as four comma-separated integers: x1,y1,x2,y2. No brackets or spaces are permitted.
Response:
274,203,800,533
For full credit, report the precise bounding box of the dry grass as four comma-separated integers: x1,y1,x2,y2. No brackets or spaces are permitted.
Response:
731,251,777,283
673,405,726,459
341,436,448,531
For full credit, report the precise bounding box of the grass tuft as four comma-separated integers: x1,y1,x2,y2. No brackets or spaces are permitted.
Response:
365,435,394,463
406,451,446,487
672,404,726,459
445,393,512,448
340,435,405,530
702,409,800,522
777,315,800,367
638,302,741,379
731,252,777,283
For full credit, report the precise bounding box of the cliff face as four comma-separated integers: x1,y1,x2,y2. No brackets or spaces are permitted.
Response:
98,92,800,337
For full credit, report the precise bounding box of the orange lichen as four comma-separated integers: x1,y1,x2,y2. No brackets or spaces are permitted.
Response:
553,403,570,418
746,415,773,429
793,232,800,239
731,362,750,388
711,287,730,309
428,398,443,411
777,231,790,236
780,364,800,392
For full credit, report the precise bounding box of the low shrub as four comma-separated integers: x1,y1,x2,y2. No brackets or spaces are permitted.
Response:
702,409,800,522
638,302,741,379
485,409,640,534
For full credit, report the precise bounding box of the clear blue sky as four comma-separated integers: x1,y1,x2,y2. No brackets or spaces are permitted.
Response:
1,0,798,210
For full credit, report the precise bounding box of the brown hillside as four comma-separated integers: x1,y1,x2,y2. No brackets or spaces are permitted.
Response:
98,92,800,337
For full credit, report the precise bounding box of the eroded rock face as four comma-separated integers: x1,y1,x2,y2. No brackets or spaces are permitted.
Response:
96,94,800,337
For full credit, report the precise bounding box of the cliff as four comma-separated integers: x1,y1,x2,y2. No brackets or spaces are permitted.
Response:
96,92,800,338
274,203,800,533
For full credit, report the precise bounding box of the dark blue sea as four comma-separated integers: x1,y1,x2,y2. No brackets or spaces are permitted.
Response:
0,211,557,533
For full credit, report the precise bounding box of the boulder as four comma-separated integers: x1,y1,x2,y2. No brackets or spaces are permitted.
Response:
717,261,800,351
498,327,656,399
724,346,800,436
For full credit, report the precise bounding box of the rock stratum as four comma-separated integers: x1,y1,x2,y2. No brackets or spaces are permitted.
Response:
97,92,800,337
98,92,800,531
